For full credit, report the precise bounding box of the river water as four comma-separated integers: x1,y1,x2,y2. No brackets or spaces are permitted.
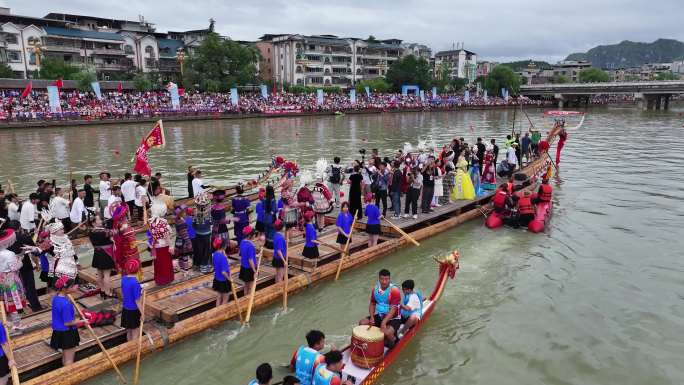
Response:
2,107,684,385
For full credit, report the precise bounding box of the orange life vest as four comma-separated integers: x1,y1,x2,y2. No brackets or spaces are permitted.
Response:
539,184,552,202
518,197,534,215
493,190,507,208
506,182,513,194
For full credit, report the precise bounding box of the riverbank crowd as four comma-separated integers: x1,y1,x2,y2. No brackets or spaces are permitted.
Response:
0,119,560,383
0,89,549,123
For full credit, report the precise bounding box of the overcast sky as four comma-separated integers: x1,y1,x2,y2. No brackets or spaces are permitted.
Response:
4,0,684,62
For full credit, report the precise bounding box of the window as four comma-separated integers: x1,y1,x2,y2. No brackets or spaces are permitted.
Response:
124,45,134,54
308,45,315,50
296,66,302,73
5,34,18,45
27,36,41,46
7,50,22,63
145,45,155,58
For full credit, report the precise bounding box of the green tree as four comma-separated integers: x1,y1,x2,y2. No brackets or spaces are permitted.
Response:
0,63,14,78
450,77,468,92
133,72,154,91
38,58,81,80
72,67,97,91
355,78,391,94
385,55,432,91
552,75,569,84
182,32,259,91
484,65,521,96
367,35,378,43
655,71,679,80
578,67,610,83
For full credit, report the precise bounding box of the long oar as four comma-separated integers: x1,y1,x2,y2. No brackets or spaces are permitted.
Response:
133,289,147,385
0,301,20,385
32,218,44,243
382,217,420,246
283,233,289,311
229,277,243,324
313,240,345,254
243,247,264,325
67,294,127,384
335,216,357,281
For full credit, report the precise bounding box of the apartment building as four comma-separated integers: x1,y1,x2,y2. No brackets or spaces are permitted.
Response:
552,60,592,82
267,34,431,88
434,48,478,83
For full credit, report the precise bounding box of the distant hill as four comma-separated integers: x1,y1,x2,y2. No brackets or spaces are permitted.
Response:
500,60,552,71
565,39,684,69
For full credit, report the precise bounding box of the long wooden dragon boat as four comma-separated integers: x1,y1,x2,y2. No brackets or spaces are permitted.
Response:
10,134,557,385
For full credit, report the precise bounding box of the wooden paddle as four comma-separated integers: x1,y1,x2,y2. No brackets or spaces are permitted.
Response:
0,301,20,385
32,218,44,243
65,222,85,237
243,246,264,325
335,216,357,281
283,232,289,311
67,294,127,384
229,278,243,324
382,217,420,246
133,289,147,385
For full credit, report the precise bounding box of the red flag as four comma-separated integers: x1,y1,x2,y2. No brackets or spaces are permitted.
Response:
50,78,63,89
177,88,185,96
117,81,123,94
20,81,32,99
133,120,165,176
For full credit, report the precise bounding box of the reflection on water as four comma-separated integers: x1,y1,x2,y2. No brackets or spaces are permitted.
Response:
2,106,684,385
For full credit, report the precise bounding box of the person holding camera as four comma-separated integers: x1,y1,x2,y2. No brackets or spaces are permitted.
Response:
326,157,344,208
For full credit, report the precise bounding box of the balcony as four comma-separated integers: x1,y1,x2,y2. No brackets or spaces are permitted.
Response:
159,61,180,72
91,48,126,56
95,62,133,71
44,45,81,53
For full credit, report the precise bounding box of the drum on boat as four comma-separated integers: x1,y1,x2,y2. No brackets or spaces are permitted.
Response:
350,325,385,369
283,207,300,227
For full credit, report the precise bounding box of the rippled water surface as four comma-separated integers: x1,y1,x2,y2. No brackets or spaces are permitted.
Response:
2,106,684,385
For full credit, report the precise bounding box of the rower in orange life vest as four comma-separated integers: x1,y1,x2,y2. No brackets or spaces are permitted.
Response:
492,183,513,213
312,351,352,385
533,179,553,205
516,191,536,227
290,330,327,385
359,269,402,348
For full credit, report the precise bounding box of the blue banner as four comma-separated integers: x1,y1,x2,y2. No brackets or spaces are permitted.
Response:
464,90,470,102
169,84,180,109
349,89,356,104
260,84,268,99
47,85,61,112
419,90,425,101
91,81,102,100
316,89,324,106
484,89,488,100
432,87,437,99
364,86,370,98
230,88,239,106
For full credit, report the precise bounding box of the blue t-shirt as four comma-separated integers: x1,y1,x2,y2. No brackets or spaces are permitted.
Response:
184,216,196,239
239,240,257,269
255,201,264,223
212,251,230,281
365,204,381,225
273,232,287,261
0,321,6,357
304,223,317,247
336,212,354,235
121,276,142,311
51,295,75,332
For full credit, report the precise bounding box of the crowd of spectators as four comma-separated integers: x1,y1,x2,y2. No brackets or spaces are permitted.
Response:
0,89,553,123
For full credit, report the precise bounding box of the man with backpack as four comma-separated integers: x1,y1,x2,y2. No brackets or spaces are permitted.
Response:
327,157,344,208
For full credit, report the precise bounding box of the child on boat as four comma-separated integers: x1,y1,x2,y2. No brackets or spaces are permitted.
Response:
248,362,273,385
211,237,232,306
400,279,423,334
120,259,143,341
301,211,319,259
50,276,82,366
239,226,258,296
312,351,352,385
290,330,327,385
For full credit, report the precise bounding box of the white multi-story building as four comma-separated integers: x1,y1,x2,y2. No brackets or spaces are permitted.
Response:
268,34,430,88
552,60,592,82
434,48,478,83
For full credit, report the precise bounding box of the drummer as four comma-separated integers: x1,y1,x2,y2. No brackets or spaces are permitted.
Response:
359,269,402,348
312,351,351,385
290,330,327,385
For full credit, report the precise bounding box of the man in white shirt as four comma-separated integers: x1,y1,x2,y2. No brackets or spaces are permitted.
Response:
192,170,208,197
134,179,148,221
70,189,88,228
105,185,122,221
507,144,518,174
121,173,137,214
99,172,112,218
20,193,39,232
51,188,71,230
6,194,20,221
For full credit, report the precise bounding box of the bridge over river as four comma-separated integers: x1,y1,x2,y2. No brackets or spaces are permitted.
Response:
520,81,684,110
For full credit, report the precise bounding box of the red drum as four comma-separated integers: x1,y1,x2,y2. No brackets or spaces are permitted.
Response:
350,325,385,369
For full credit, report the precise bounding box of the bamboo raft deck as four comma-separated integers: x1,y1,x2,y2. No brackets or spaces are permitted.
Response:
11,149,554,385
